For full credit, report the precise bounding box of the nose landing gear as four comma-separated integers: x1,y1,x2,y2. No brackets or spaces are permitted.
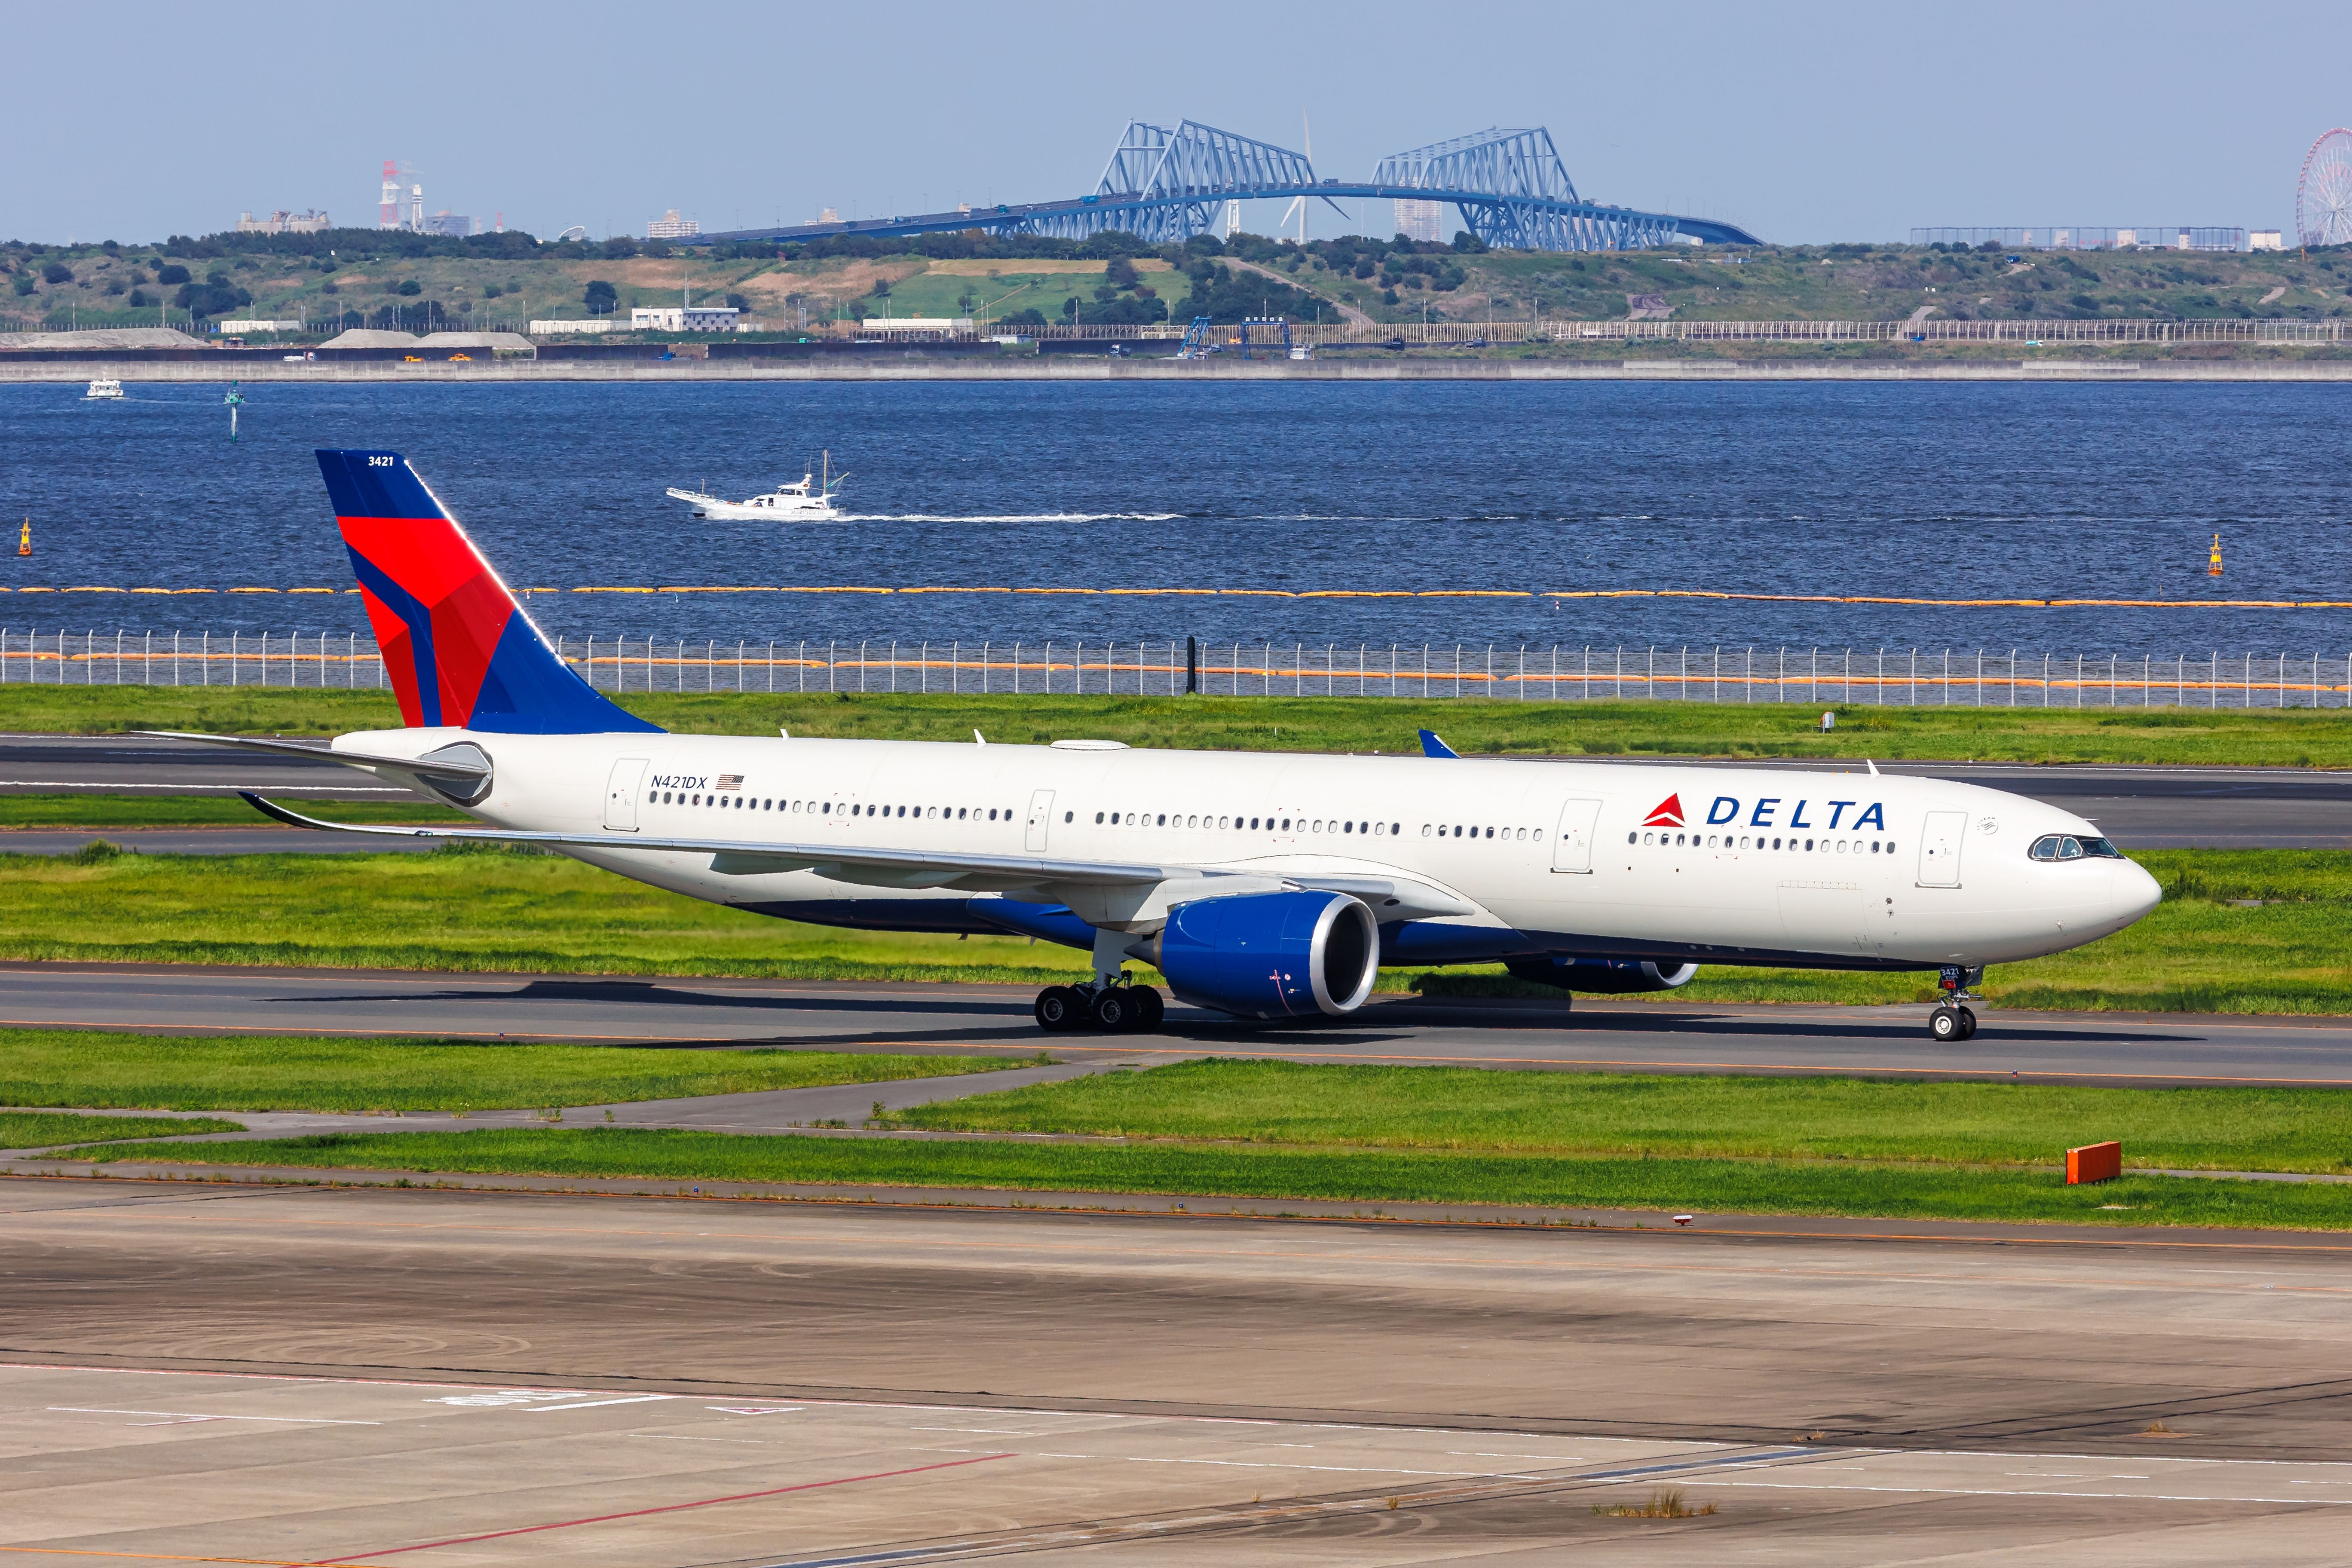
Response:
1928,964,1984,1041
1035,980,1164,1034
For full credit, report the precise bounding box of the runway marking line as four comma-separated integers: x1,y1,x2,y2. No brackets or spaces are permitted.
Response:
0,1550,401,1567
314,1452,1014,1561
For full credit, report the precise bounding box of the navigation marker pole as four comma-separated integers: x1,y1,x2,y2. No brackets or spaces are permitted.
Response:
224,380,245,442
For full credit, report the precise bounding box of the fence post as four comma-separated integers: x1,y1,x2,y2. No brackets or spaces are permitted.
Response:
980,641,988,695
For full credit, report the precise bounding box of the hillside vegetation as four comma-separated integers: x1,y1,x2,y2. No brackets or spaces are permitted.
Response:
8,226,2345,335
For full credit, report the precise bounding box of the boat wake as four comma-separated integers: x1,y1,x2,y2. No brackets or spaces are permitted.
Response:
829,512,1188,524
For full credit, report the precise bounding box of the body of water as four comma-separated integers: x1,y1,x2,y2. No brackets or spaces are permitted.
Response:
3,379,2345,657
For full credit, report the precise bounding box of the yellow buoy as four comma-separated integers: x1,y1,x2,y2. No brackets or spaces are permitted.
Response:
15,518,27,558
2207,532,2223,577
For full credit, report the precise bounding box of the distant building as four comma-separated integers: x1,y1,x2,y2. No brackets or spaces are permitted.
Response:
530,319,617,334
2251,230,2285,251
814,207,842,225
646,209,701,240
1911,226,2250,252
422,211,475,238
857,317,973,338
213,318,303,333
236,210,331,235
1393,199,1444,243
630,305,741,332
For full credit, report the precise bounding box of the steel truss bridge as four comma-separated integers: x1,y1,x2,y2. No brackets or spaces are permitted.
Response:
703,122,1761,253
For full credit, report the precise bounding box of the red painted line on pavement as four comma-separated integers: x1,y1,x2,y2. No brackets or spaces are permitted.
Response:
318,1452,1014,1560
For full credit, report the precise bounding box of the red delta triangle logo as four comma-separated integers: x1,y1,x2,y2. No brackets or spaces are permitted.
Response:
1642,793,1685,828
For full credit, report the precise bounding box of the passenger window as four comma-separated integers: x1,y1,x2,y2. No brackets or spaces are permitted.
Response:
1062,811,1071,823
1157,814,1166,827
1423,825,1433,837
1095,812,1104,824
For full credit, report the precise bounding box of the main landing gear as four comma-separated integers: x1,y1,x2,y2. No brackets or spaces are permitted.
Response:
1928,963,1984,1042
1034,980,1164,1034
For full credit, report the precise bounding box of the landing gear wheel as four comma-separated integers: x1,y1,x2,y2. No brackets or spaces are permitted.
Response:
1929,1007,1962,1042
1035,986,1081,1032
1090,987,1136,1032
1957,1006,1978,1041
1133,986,1164,1031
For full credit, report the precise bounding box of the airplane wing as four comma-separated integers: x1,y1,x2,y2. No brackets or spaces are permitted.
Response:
242,791,1209,892
240,793,1480,917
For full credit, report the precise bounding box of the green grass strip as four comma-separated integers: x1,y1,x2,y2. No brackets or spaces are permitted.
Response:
12,686,2352,767
0,1109,242,1146
897,1059,2352,1173
0,1029,1035,1114
0,794,465,829
61,1127,2352,1231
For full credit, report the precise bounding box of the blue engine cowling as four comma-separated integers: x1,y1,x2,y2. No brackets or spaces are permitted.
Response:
1505,956,1699,993
1147,890,1380,1020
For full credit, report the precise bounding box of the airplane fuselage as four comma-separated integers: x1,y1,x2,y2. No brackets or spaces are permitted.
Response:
341,728,2162,975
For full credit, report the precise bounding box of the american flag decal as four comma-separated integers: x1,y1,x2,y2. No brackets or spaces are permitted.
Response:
717,775,743,791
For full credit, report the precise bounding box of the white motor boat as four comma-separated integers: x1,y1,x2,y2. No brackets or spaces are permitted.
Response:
83,379,124,400
668,452,845,521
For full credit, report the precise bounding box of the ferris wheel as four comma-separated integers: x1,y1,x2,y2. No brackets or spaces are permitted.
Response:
2297,128,2352,247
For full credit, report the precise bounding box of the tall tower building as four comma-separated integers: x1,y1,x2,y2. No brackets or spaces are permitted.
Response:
1393,199,1444,243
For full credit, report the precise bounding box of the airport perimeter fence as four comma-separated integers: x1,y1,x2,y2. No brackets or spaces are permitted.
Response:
4,629,2349,709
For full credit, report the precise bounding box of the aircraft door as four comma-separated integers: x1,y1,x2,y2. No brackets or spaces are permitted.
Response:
1551,798,1602,873
603,757,648,832
1918,810,1966,887
1025,789,1055,852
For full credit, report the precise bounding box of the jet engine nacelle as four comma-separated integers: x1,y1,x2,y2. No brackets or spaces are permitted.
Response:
1506,956,1699,993
1148,890,1379,1020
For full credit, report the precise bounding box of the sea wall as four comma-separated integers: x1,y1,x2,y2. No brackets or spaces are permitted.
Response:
9,357,2352,383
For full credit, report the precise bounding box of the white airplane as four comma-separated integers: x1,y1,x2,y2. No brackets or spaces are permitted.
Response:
160,450,2162,1042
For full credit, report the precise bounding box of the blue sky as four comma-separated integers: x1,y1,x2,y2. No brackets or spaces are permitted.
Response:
9,1,2343,245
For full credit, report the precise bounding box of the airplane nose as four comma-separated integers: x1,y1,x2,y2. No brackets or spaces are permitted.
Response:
2113,860,2162,926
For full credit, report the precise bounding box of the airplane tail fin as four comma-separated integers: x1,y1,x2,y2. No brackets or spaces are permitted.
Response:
316,450,660,734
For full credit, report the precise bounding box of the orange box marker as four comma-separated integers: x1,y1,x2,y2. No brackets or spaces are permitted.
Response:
2067,1141,2123,1185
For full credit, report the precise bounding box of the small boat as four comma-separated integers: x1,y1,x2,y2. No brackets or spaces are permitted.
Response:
83,379,124,400
667,452,846,521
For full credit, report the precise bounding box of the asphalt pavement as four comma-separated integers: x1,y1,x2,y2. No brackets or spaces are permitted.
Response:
6,1183,2352,1562
6,963,2348,1087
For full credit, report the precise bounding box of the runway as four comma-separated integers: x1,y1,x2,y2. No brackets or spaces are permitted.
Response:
3,735,2349,848
9,962,2352,1087
4,1180,2350,1564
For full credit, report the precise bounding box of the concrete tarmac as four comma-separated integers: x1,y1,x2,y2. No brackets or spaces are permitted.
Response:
4,1180,2351,1564
7,962,2351,1087
4,735,2349,847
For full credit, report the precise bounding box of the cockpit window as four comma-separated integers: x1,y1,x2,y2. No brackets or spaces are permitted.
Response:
2030,833,2123,861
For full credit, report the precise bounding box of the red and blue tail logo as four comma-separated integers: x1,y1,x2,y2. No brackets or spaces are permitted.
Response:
316,450,660,735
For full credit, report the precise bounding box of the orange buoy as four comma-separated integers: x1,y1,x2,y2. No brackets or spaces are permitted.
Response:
15,518,27,558
2207,532,2223,577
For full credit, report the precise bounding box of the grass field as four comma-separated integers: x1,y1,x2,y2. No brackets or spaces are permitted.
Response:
0,1110,242,1146
61,1126,2352,1231
894,1060,2352,1172
0,845,2342,1011
0,794,465,829
10,686,2352,768
0,1029,1030,1113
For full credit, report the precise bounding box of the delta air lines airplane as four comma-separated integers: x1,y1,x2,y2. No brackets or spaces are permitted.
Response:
160,451,2162,1040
